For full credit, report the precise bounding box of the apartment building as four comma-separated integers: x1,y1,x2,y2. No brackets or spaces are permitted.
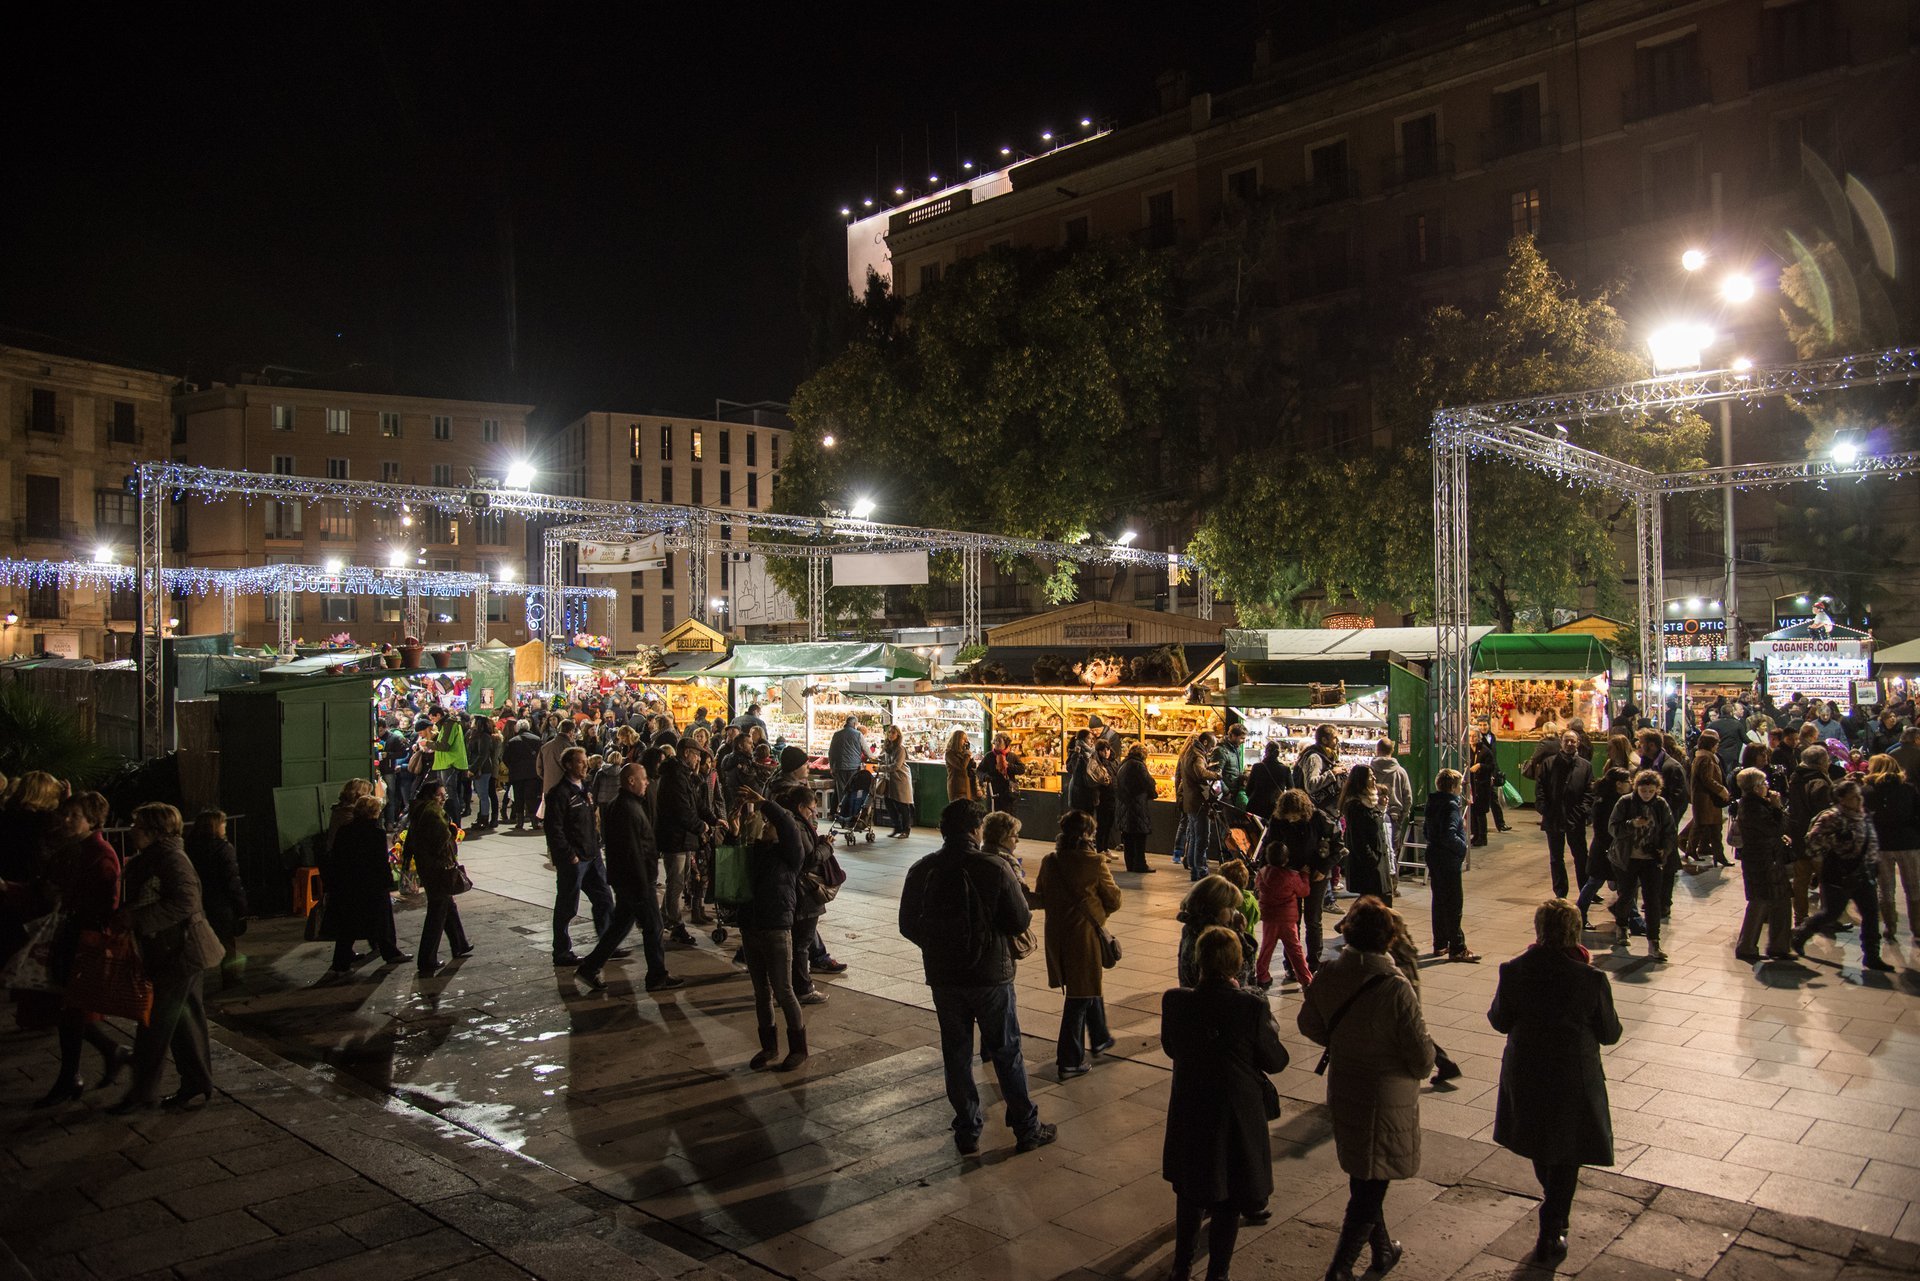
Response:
173,382,535,646
860,0,1918,632
0,346,176,659
551,407,790,649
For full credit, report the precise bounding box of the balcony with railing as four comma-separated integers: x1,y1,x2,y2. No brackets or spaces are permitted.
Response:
13,518,80,546
1379,141,1455,189
887,189,974,237
1282,169,1358,213
22,408,66,437
1623,69,1711,123
1480,112,1559,164
1750,26,1849,88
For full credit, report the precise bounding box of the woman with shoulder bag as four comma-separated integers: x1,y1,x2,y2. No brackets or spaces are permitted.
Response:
1161,925,1290,1281
110,803,225,1115
1340,766,1393,905
784,788,841,1006
1731,767,1793,961
1092,740,1119,856
1298,896,1434,1281
408,782,471,976
7,791,129,1108
185,809,249,989
319,794,411,975
982,811,1039,959
1036,810,1122,1079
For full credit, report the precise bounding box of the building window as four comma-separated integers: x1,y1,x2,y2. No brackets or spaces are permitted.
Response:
747,473,759,507
630,424,643,459
1399,113,1441,179
720,471,731,505
719,430,731,464
482,418,500,442
421,510,452,544
1406,212,1437,267
95,489,136,530
1224,165,1259,203
272,404,294,431
630,594,645,634
662,552,674,590
691,428,703,461
320,501,353,541
24,475,62,539
28,388,59,434
380,411,401,437
661,595,673,626
433,415,451,440
691,469,703,505
487,593,507,623
1063,215,1090,246
660,424,673,460
1307,139,1350,197
1487,82,1545,159
630,464,645,501
27,584,61,620
432,463,452,487
381,461,401,483
378,596,402,623
321,595,356,623
109,584,139,622
1771,106,1838,179
266,503,302,539
1629,31,1707,121
326,408,350,435
919,262,942,290
327,458,349,480
770,436,779,471
1144,190,1175,247
474,511,507,545
1510,187,1543,237
1642,140,1700,218
660,467,672,503
111,401,137,445
747,433,758,467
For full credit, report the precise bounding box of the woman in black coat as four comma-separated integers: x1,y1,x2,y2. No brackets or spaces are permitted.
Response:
319,794,410,974
1114,744,1158,874
1091,740,1119,854
1488,898,1623,1265
1161,925,1289,1281
185,809,249,988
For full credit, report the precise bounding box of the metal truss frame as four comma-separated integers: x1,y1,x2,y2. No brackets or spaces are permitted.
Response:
1431,345,1920,775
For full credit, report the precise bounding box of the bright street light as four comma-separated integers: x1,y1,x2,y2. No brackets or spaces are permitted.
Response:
92,543,115,564
1116,530,1138,546
821,433,837,448
504,460,536,489
1831,438,1861,465
1731,356,1754,373
849,496,877,521
387,549,407,567
323,557,344,574
709,598,726,611
1681,248,1708,272
1720,273,1756,303
497,565,517,583
1649,322,1715,371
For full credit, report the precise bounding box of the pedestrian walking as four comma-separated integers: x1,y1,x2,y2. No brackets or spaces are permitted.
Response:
408,782,471,975
1488,899,1623,1265
785,788,843,1005
1730,767,1794,961
899,800,1057,1156
1161,926,1289,1281
1036,810,1121,1078
1115,743,1159,874
1684,729,1732,870
1093,740,1120,855
1175,731,1221,876
828,714,867,807
503,719,543,830
1606,769,1681,962
1791,779,1894,970
1423,771,1478,962
737,783,811,1071
468,715,501,830
319,794,410,974
425,705,469,822
545,747,614,964
1252,789,1321,987
1574,767,1638,933
110,803,223,1114
574,763,682,993
1785,745,1835,926
1537,730,1593,898
1863,754,1920,945
650,744,711,947
1298,896,1433,1281
185,808,248,988
1370,739,1412,881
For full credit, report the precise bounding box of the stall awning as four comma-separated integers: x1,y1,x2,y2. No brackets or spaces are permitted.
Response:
1668,661,1761,684
1226,627,1491,663
966,644,1224,685
1875,638,1920,667
702,642,931,681
1471,633,1610,676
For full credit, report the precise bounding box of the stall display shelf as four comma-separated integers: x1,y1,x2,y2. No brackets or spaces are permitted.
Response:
982,689,1221,792
893,695,988,763
1469,676,1610,741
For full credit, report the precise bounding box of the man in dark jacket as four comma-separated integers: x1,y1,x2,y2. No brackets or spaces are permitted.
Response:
1635,729,1689,829
575,763,682,993
1786,745,1835,928
1244,741,1293,823
899,800,1056,1157
544,747,614,965
652,751,712,945
503,720,543,830
1539,731,1594,899
1709,704,1748,779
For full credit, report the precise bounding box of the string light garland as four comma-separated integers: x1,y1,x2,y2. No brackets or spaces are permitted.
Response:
0,559,615,601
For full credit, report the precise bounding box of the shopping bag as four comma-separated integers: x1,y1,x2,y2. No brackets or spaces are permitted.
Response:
0,909,66,993
64,928,154,1025
450,864,474,895
714,843,754,907
1500,780,1522,808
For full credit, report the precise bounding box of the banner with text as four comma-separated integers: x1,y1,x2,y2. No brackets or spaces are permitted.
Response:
578,534,666,574
831,550,929,587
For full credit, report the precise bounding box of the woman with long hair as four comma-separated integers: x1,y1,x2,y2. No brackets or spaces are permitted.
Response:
1035,810,1121,1078
945,730,980,804
1863,754,1919,942
1115,742,1159,874
468,715,501,829
881,724,915,837
185,807,248,988
1340,765,1393,904
1731,766,1793,961
738,783,810,1071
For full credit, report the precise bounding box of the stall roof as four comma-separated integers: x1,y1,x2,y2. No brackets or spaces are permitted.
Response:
965,644,1224,688
1875,638,1920,666
701,642,931,681
1225,626,1491,662
986,601,1226,647
1470,632,1611,676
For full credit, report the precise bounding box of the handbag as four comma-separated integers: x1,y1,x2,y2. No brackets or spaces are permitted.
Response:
449,864,474,895
1259,1073,1282,1121
0,909,66,993
1073,893,1121,968
64,928,153,1025
715,842,754,906
1725,813,1743,849
1312,973,1390,1075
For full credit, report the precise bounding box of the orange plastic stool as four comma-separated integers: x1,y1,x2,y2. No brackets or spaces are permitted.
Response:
291,867,323,917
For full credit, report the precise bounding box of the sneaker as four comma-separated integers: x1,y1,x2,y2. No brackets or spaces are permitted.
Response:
1091,1038,1116,1056
1015,1123,1058,1153
644,975,686,991
1647,947,1668,963
799,989,829,1005
670,927,696,946
810,957,849,974
553,954,581,967
575,967,606,992
1734,949,1762,962
1058,1063,1090,1079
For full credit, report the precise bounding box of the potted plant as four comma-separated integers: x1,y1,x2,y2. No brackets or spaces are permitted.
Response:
397,635,424,668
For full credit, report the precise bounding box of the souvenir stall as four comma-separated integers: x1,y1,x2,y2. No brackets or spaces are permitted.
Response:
939,603,1229,841
1750,619,1874,710
702,641,934,760
1220,629,1434,804
1469,633,1613,803
608,619,731,726
1871,637,1920,708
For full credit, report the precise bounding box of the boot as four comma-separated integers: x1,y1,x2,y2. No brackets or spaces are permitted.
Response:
1369,1221,1403,1276
1324,1219,1369,1281
775,1027,810,1072
749,1025,779,1070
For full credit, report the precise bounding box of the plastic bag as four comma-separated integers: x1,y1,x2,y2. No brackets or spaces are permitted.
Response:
1500,780,1522,808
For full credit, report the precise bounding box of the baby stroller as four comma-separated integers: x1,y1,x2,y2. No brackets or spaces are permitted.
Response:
830,764,879,844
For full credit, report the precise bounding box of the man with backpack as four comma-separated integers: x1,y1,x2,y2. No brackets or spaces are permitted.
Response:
899,800,1057,1158
1298,726,1346,818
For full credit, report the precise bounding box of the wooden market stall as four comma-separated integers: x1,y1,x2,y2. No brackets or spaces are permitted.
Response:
601,618,732,725
700,641,946,763
940,603,1228,842
1750,620,1874,711
1871,636,1920,707
1470,632,1614,802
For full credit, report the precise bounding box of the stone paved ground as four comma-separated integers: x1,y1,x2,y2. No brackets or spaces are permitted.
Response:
5,817,1919,1279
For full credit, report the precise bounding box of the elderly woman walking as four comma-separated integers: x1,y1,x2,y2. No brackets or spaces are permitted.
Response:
1161,926,1290,1281
1299,896,1434,1281
1731,767,1794,961
1488,899,1623,1263
1036,810,1122,1078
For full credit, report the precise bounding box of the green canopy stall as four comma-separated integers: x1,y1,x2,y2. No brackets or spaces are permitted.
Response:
1470,633,1615,803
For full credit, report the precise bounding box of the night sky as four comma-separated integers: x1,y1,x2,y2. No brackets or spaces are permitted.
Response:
3,2,1440,431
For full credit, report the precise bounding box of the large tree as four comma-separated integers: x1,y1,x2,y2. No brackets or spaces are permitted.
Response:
1189,238,1712,631
767,242,1180,614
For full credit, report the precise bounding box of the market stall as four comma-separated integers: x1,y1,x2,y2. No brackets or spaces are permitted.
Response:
940,603,1229,841
702,641,934,758
1871,637,1920,707
599,618,732,725
1662,661,1765,728
1750,620,1874,710
1470,633,1613,802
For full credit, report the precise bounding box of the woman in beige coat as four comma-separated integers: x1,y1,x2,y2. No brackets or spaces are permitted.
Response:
945,730,980,804
1036,810,1122,1078
1299,895,1434,1281
880,724,915,837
